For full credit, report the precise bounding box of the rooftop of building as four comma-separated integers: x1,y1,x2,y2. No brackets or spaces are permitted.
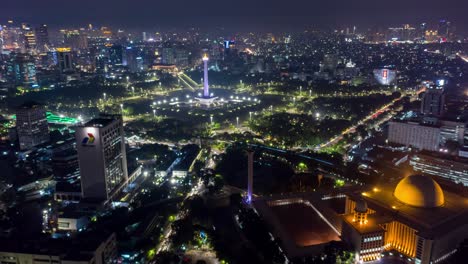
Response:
52,148,78,159
58,205,90,219
412,150,468,164
390,116,467,128
83,118,115,127
346,176,468,238
342,214,389,234
0,232,114,259
55,180,81,193
16,101,45,110
253,192,343,258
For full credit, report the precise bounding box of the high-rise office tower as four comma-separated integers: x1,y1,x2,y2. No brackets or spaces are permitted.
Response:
62,30,88,50
75,115,128,201
420,23,427,41
421,86,445,116
124,47,143,72
109,45,123,66
161,47,175,65
9,53,38,87
56,47,73,73
35,24,49,52
438,20,451,40
21,24,36,51
16,102,49,150
174,48,189,68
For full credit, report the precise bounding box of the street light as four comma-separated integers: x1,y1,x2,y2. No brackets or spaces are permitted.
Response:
236,116,239,127
249,111,252,121
309,89,312,97
210,115,213,124
299,86,302,96
120,104,123,113
153,109,156,117
103,93,107,100
131,86,135,94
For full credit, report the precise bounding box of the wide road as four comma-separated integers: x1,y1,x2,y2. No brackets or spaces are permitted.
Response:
315,94,405,151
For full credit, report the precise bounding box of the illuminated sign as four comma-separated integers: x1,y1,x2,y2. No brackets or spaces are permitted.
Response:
56,47,71,52
373,69,396,85
382,69,388,79
82,133,95,145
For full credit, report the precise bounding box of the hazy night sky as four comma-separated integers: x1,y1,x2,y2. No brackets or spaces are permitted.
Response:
1,0,467,32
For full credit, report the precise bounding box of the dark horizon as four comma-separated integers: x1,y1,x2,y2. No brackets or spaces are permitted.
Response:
1,0,468,33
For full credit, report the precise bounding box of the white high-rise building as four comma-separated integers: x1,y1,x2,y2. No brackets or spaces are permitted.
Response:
75,115,128,201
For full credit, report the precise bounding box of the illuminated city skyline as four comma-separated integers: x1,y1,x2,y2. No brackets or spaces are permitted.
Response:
1,0,468,32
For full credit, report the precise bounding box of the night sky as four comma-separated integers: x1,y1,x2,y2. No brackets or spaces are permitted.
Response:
2,0,467,32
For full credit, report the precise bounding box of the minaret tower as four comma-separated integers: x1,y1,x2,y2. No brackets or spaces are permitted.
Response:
353,199,368,225
246,149,254,203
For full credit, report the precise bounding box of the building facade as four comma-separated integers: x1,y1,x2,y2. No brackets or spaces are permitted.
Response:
16,102,49,150
0,233,117,264
388,120,467,152
9,53,38,88
57,47,74,73
421,87,445,116
388,121,440,151
35,24,49,52
75,115,128,201
341,175,468,264
410,153,468,186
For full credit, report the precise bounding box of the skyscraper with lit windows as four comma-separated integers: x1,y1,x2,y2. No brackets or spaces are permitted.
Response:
16,102,49,150
75,114,128,201
421,86,445,117
35,24,49,52
9,53,38,88
21,23,36,51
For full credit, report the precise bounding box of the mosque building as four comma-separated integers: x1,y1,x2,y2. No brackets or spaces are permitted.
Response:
341,174,468,263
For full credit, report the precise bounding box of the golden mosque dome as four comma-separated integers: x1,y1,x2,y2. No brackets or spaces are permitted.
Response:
394,175,445,208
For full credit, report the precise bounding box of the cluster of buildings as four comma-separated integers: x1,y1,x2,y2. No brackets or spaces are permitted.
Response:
367,20,454,43
1,99,204,262
0,233,118,264
0,20,464,99
1,101,132,261
387,81,468,186
11,100,132,201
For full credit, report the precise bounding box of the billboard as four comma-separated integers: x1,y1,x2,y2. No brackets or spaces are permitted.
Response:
373,68,396,85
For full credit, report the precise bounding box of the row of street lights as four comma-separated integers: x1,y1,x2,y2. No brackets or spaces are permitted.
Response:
208,111,255,128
